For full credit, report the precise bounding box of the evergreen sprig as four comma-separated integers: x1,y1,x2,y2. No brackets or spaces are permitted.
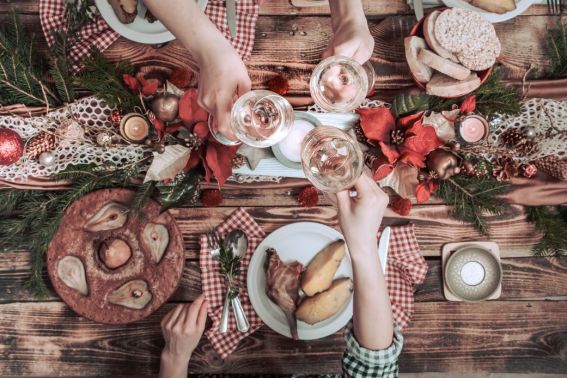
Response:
436,175,511,236
525,206,567,257
546,19,567,79
217,237,241,299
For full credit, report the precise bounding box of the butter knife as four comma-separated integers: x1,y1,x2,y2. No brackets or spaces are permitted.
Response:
377,227,390,275
226,0,237,37
413,0,424,21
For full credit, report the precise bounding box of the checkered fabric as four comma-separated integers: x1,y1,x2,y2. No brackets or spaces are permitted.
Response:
342,323,404,378
39,0,259,70
199,208,266,359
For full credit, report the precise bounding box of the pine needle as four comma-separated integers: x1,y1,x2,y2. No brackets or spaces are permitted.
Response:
525,206,567,256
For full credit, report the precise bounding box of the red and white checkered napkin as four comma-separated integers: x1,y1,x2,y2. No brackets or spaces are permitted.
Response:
384,223,429,330
199,208,265,359
39,0,259,67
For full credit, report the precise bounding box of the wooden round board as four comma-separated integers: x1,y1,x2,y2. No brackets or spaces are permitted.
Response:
47,188,184,324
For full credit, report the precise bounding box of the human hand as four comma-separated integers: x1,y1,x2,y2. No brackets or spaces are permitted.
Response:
335,173,389,253
322,18,374,64
197,44,251,141
160,294,208,366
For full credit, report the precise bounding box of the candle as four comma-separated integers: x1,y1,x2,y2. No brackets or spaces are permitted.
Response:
120,114,150,143
277,119,315,162
460,261,485,286
458,115,488,144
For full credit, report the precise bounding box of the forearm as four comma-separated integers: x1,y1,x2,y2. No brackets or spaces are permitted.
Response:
328,0,367,31
348,241,394,350
143,0,233,64
159,350,189,378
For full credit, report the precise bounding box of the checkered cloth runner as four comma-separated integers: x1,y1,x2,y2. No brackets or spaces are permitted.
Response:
199,208,265,359
200,209,427,359
39,0,259,68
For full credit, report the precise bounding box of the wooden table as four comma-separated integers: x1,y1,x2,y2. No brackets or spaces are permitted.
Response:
1,1,566,376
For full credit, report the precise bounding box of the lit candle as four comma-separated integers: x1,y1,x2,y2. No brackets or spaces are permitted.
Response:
458,115,488,144
277,119,315,162
120,114,150,143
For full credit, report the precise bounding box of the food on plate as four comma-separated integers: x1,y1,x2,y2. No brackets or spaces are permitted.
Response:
417,49,471,81
83,202,128,232
57,256,89,296
468,0,517,14
301,240,346,296
265,248,304,339
108,0,138,24
426,72,481,97
423,11,458,63
404,36,433,83
455,36,501,71
296,278,354,325
108,279,152,310
145,9,158,23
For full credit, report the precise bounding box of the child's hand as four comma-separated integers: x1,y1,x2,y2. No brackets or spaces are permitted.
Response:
197,46,251,141
335,174,389,252
160,294,208,366
322,18,374,64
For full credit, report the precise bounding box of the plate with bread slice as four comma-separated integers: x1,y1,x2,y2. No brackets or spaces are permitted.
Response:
405,7,501,98
95,0,174,44
247,222,354,340
442,0,539,23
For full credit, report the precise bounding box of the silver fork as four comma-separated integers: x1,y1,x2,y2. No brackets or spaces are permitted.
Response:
547,0,564,14
206,230,231,333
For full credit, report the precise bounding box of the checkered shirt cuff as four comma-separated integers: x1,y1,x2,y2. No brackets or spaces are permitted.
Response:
342,322,403,378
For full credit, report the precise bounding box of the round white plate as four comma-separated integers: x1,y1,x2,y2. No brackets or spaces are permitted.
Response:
247,222,353,340
441,0,538,23
95,0,175,44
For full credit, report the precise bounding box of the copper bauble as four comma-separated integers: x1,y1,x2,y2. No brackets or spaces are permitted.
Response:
427,149,460,180
151,94,179,122
0,128,24,165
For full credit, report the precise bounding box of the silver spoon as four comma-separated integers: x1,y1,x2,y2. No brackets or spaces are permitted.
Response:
225,229,250,333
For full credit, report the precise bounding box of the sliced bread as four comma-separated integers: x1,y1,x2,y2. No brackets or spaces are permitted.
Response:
418,49,471,81
426,72,481,98
404,36,433,83
423,11,458,63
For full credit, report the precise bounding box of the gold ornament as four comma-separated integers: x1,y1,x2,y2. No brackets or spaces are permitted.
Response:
426,149,461,180
150,94,179,122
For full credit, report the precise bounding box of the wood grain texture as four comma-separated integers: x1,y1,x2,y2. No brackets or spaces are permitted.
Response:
0,301,565,375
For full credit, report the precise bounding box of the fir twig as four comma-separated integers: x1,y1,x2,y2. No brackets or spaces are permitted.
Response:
545,19,567,79
130,181,156,216
525,206,567,256
217,236,241,298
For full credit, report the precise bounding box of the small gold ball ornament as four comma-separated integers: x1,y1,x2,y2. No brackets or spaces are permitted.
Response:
150,94,179,122
426,150,460,180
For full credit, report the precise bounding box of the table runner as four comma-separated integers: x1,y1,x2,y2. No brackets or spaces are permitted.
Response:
200,209,428,358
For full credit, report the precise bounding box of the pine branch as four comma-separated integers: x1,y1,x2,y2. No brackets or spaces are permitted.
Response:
525,206,567,257
545,19,567,79
130,181,156,216
437,176,511,236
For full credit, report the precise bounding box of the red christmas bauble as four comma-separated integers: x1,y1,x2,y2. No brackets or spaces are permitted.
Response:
0,128,24,165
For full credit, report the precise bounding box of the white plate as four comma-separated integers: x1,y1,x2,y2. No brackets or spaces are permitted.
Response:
247,222,353,340
95,0,175,44
441,0,538,23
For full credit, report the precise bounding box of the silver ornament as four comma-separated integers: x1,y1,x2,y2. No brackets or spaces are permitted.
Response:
525,127,537,140
96,132,113,147
38,151,56,167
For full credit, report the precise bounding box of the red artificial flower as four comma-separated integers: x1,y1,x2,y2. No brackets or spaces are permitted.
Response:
201,189,223,207
204,138,239,186
297,186,319,208
415,178,439,204
459,95,476,114
357,106,442,180
151,116,165,141
390,195,412,216
122,74,159,96
266,75,289,96
169,68,193,89
179,89,209,127
193,121,210,139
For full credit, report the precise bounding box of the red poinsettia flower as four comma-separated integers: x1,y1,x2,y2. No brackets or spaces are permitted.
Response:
415,176,439,204
358,106,442,180
123,74,159,96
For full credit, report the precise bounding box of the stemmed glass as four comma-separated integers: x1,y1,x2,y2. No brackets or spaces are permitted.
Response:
309,56,375,113
209,90,295,148
301,126,364,193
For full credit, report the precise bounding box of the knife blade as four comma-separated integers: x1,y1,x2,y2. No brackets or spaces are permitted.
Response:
377,227,390,275
413,0,424,21
226,0,237,37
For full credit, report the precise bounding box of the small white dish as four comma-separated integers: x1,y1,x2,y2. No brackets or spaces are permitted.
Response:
441,0,538,23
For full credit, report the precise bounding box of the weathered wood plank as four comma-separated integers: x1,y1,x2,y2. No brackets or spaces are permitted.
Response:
0,301,564,375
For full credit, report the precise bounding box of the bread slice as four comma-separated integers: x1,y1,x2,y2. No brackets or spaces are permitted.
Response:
108,0,138,24
423,11,458,63
418,49,471,81
426,72,481,97
470,0,516,14
404,36,433,83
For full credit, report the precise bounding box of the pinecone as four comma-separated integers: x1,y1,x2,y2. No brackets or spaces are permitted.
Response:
492,157,519,182
26,132,57,160
232,154,246,169
353,123,371,145
499,128,538,155
534,155,567,181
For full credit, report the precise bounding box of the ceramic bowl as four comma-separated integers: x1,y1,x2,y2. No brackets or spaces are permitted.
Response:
444,245,502,301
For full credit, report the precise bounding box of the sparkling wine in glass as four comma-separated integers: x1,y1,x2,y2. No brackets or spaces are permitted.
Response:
309,56,375,113
301,126,364,193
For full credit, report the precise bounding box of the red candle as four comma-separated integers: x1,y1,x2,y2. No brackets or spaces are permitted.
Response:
458,115,488,144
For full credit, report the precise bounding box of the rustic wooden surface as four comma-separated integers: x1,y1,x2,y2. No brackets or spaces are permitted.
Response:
1,0,567,376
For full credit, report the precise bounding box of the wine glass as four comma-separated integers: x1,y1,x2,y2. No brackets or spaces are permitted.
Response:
209,90,295,148
309,56,375,113
301,126,364,193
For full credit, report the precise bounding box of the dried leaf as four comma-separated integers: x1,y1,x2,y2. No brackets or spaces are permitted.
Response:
378,164,419,198
144,145,192,183
423,110,459,143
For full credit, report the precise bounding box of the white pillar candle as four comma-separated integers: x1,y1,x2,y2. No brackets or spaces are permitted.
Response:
458,115,488,144
277,120,315,162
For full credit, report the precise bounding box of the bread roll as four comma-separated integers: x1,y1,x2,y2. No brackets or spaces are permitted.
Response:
404,36,433,83
418,49,471,81
426,72,481,98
